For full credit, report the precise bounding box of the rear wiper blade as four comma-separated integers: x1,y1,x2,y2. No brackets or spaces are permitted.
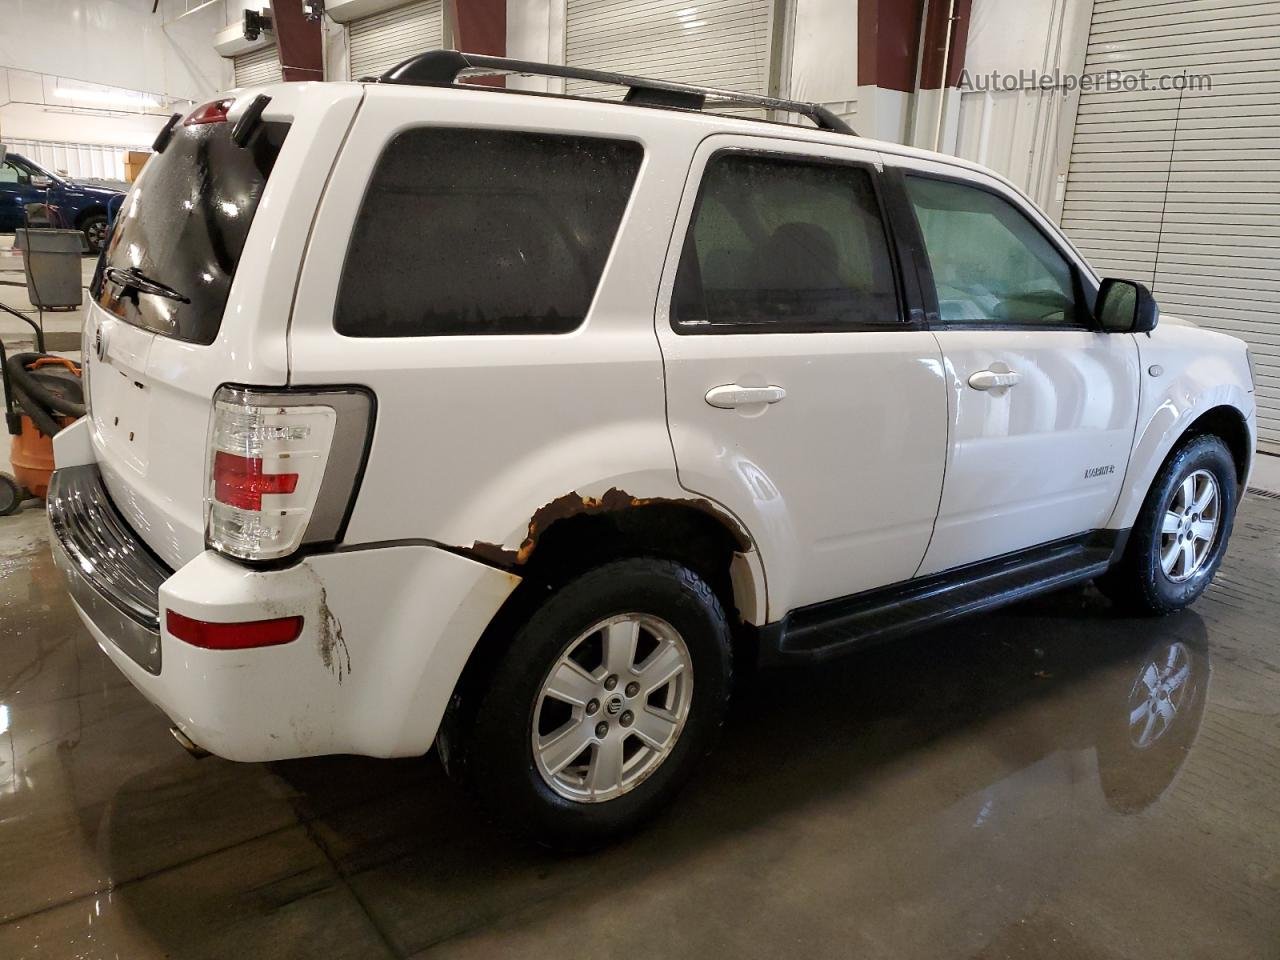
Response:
104,266,189,304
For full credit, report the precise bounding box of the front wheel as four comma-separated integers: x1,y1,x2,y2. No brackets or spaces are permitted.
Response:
465,558,733,850
1099,434,1238,615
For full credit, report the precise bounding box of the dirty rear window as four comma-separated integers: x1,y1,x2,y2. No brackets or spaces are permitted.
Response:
335,128,642,337
90,119,289,345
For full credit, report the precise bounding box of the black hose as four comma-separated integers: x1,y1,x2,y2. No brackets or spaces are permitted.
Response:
9,381,63,438
5,352,86,420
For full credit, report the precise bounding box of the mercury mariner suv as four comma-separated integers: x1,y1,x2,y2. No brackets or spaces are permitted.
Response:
47,52,1258,849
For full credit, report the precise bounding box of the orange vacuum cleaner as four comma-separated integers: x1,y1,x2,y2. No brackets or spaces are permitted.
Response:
0,308,84,516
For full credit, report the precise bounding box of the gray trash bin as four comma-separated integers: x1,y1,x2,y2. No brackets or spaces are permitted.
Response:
13,228,86,309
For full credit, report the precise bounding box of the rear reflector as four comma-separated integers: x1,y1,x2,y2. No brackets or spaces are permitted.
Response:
185,98,234,126
166,610,304,650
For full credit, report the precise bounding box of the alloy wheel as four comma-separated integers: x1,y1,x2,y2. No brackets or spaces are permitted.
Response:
85,220,106,252
1159,469,1220,583
532,613,694,803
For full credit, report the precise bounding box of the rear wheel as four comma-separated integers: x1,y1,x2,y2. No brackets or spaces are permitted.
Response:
81,214,108,255
465,558,733,849
1099,434,1237,615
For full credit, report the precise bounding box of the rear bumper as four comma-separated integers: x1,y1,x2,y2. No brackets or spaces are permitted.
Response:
47,424,521,762
47,464,170,675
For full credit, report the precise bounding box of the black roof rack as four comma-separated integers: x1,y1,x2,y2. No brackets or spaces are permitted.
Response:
378,49,856,135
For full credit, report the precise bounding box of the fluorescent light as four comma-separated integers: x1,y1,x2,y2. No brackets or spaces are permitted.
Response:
53,87,161,109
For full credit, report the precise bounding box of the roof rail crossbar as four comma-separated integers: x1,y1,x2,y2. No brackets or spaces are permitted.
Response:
378,49,855,135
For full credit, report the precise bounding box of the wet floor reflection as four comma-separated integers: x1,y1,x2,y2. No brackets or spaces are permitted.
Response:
0,501,1277,958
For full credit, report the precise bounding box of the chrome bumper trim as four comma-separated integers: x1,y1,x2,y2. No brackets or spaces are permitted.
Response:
47,464,171,675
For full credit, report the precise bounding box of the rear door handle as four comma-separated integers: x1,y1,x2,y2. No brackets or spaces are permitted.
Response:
968,369,1022,391
704,384,787,409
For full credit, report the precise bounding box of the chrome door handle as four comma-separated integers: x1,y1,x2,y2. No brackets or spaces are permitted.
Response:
968,369,1022,391
704,384,787,409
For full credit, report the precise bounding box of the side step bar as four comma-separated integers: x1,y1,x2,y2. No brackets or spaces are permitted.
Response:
761,530,1126,664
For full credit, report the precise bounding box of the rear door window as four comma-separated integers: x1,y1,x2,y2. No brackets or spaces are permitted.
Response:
335,128,642,337
91,118,289,345
672,152,900,333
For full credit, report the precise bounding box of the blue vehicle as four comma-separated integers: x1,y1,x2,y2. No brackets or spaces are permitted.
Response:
0,151,125,254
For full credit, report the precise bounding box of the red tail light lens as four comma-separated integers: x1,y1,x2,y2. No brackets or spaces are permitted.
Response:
167,610,304,650
205,386,372,562
185,98,234,126
213,451,299,511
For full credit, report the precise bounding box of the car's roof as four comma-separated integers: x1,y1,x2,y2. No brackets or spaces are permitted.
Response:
351,78,1017,191
235,78,1037,217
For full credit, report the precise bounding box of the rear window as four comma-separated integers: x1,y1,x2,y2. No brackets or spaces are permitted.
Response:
334,128,642,337
91,119,289,345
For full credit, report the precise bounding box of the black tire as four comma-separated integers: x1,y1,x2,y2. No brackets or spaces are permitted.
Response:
81,214,108,255
464,558,733,850
0,473,20,516
1099,434,1237,615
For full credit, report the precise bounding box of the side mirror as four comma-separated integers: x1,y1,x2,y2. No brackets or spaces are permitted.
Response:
1096,278,1159,334
31,175,52,189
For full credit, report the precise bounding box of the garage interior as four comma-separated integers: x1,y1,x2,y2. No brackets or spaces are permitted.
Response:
1,0,1279,956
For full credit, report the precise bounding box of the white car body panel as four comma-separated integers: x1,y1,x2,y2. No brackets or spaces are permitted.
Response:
654,136,948,616
84,82,363,571
51,80,1258,764
919,327,1140,574
287,85,767,607
1107,320,1256,530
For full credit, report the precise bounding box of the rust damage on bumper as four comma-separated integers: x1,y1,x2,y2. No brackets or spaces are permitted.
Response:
463,487,750,569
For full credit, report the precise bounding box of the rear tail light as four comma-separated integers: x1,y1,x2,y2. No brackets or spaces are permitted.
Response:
206,386,373,562
167,610,303,650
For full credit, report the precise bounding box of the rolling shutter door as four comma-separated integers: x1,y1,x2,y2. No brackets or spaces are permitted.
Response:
564,0,772,101
348,0,444,79
233,44,282,86
1061,0,1280,451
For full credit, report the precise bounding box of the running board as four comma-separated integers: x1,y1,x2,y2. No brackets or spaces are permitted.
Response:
761,530,1125,664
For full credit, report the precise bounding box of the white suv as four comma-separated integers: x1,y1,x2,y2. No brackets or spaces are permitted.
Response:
48,52,1257,848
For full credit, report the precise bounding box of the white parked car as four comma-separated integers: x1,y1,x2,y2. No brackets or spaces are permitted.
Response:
49,52,1257,848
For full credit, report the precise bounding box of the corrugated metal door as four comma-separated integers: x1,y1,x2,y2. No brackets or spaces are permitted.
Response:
564,0,773,100
1061,0,1280,451
348,0,444,79
233,44,282,86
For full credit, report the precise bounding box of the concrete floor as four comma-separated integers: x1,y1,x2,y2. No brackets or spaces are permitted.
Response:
0,493,1278,959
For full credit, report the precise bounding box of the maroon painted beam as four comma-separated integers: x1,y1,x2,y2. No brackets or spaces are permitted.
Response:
449,0,506,87
269,0,323,82
858,0,926,94
918,0,973,90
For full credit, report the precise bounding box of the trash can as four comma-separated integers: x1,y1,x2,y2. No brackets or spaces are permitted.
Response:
13,228,86,309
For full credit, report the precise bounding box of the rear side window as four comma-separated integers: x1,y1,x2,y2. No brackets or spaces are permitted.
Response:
335,129,642,337
92,119,289,345
672,153,899,333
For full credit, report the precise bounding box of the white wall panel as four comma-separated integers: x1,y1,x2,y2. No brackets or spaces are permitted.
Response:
0,0,231,101
1061,0,1280,450
233,43,282,86
563,0,773,105
3,137,138,181
347,0,444,79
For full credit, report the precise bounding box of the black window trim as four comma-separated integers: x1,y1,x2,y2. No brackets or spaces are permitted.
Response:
887,165,1102,334
670,146,920,336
